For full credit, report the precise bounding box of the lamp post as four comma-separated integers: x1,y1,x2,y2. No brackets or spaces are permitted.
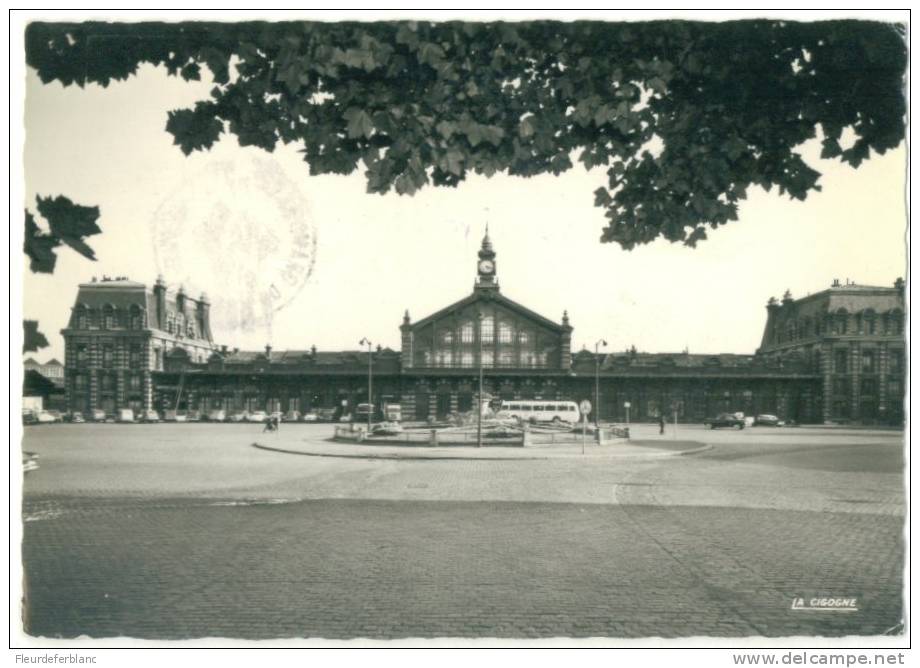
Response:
477,313,484,448
594,339,607,427
359,337,373,432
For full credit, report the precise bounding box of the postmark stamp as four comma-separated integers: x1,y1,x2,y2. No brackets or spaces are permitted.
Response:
151,155,316,341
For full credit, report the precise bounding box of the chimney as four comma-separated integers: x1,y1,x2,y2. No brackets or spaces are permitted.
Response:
782,289,793,306
311,344,317,358
265,344,272,359
220,345,228,354
176,285,187,315
197,293,212,341
153,275,167,330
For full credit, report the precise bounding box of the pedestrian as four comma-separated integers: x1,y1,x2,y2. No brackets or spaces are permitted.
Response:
659,414,665,435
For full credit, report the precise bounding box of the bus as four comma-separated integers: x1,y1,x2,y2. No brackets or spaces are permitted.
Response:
497,400,581,424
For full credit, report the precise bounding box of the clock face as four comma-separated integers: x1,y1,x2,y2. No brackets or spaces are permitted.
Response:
479,260,494,274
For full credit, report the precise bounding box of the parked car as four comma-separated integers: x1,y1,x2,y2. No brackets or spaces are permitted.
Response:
22,410,37,426
247,411,268,423
283,410,301,422
753,414,784,427
140,409,160,423
164,410,187,422
302,411,319,422
186,410,201,422
703,413,746,429
69,411,85,424
269,411,284,424
207,409,227,423
229,411,248,423
314,408,336,422
91,409,107,422
35,410,60,424
116,408,136,423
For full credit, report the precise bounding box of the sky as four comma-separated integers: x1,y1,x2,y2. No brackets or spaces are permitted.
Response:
22,51,907,363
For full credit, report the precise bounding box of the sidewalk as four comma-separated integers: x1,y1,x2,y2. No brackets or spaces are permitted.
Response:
251,435,710,460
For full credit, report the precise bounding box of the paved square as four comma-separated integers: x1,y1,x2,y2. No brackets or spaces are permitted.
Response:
20,423,905,639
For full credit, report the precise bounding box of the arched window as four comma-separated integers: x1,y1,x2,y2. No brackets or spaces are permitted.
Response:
439,329,453,345
498,321,513,343
75,305,88,330
480,316,494,343
102,305,115,330
863,309,876,335
130,305,143,330
890,309,903,336
460,321,474,343
835,309,849,335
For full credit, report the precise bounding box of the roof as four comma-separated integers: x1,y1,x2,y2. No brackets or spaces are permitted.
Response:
411,289,565,332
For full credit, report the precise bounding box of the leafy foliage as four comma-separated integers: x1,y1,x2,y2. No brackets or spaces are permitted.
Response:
23,320,50,353
25,20,906,248
24,195,101,272
23,195,101,351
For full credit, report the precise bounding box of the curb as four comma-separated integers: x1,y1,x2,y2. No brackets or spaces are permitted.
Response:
251,441,712,461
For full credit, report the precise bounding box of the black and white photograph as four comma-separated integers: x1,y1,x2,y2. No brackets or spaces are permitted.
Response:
10,8,911,657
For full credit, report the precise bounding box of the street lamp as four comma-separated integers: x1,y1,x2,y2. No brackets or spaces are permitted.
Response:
477,313,484,448
594,339,607,427
359,337,373,432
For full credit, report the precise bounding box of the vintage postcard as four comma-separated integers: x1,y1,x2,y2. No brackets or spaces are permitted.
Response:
12,9,910,656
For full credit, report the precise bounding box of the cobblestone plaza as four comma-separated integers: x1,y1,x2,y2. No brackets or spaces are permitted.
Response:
20,423,905,640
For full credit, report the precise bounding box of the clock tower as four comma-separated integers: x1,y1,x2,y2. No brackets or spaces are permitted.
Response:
475,226,498,291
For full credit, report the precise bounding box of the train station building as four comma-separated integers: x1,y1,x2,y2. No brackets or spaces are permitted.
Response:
61,232,905,425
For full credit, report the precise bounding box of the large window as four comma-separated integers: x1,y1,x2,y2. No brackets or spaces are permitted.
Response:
129,344,142,367
832,377,849,395
861,350,876,373
75,307,88,329
498,321,512,343
76,344,88,367
481,350,494,367
834,349,848,374
859,378,878,396
103,306,115,330
480,316,494,343
460,321,474,343
889,350,904,375
461,352,474,367
863,310,876,335
102,345,114,369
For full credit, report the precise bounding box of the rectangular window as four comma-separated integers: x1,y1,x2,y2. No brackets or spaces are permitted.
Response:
861,350,876,373
834,349,848,374
460,323,474,343
461,352,473,367
832,377,849,396
481,350,494,367
498,322,512,343
102,345,114,369
859,378,878,396
74,374,87,391
889,350,903,375
499,351,514,366
128,374,141,392
76,344,88,367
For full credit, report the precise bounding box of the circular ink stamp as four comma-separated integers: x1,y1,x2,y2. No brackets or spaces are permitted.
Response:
151,156,316,341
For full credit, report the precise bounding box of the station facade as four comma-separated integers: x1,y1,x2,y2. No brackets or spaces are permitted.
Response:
62,234,905,425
